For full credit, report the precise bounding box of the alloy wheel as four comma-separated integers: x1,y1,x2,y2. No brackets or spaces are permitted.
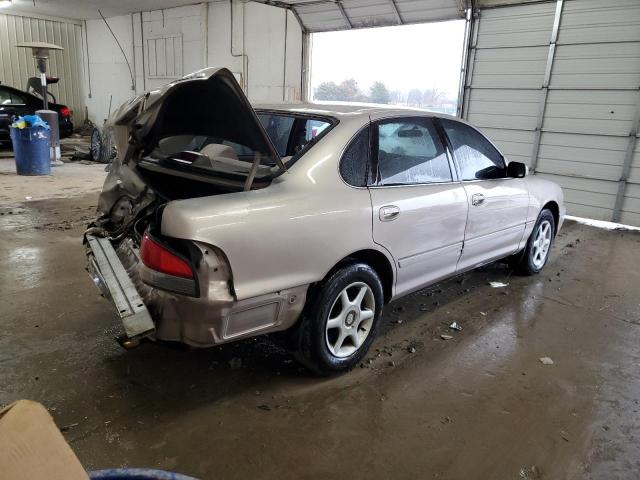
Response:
532,219,552,269
325,282,375,358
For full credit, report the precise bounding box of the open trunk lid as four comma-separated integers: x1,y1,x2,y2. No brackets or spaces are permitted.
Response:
93,67,285,235
126,67,284,172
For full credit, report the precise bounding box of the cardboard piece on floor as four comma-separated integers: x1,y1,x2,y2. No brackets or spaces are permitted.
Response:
0,400,88,480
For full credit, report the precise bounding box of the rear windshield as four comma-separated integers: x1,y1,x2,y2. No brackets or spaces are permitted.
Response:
155,112,334,168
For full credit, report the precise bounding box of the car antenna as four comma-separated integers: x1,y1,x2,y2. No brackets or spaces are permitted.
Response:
98,9,135,92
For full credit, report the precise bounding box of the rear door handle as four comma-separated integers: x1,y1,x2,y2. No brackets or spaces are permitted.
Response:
379,205,400,221
471,193,485,206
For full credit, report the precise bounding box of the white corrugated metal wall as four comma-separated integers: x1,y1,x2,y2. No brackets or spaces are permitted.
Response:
463,0,640,225
0,12,86,123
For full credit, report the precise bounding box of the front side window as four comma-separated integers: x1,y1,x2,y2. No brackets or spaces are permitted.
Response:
440,119,506,181
376,117,452,186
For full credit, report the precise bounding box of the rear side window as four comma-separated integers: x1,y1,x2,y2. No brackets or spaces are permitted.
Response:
376,118,452,185
257,113,332,158
258,114,295,157
440,119,506,181
340,126,370,187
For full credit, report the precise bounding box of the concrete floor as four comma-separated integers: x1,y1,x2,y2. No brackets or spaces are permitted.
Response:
1,172,639,479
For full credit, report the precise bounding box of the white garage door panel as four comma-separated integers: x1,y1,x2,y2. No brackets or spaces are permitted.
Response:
472,47,547,76
537,140,627,166
537,158,621,182
479,127,535,165
537,173,619,196
465,0,640,225
465,88,539,131
536,173,616,220
552,44,640,89
542,117,632,137
0,13,85,123
467,99,538,119
620,211,640,226
544,92,638,136
293,0,463,32
558,0,640,45
477,3,555,48
468,111,536,131
621,182,640,226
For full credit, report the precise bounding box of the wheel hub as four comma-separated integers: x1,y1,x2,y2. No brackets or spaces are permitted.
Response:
345,310,357,327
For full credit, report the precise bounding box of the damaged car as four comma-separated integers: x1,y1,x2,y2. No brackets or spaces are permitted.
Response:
85,67,565,374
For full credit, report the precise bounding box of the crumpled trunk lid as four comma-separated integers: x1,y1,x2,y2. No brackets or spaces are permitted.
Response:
92,67,283,237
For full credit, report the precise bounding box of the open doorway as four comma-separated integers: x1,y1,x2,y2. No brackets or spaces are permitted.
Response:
310,20,465,115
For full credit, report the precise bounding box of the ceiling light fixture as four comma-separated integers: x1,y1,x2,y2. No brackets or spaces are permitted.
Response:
0,0,12,8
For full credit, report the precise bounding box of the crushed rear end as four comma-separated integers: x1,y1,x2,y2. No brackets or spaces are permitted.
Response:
84,68,303,348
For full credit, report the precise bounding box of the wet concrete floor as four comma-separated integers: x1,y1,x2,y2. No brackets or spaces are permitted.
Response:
1,193,639,479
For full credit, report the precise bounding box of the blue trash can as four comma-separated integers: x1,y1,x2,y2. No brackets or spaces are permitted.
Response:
88,469,199,480
10,126,51,176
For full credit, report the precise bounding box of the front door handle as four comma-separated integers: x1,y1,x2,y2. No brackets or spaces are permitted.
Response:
379,205,400,221
471,193,485,206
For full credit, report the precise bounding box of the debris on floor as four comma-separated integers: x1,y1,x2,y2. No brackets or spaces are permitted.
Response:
440,334,454,341
489,281,509,288
449,321,462,331
539,357,554,365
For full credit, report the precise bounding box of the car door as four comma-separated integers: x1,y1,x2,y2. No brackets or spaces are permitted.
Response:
368,116,468,297
438,118,529,272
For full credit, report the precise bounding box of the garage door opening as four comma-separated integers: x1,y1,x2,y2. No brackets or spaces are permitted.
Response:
310,20,466,114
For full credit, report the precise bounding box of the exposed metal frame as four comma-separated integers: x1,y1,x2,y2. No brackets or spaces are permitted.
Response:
388,0,404,25
461,7,479,120
612,88,640,222
457,2,474,118
529,0,564,173
335,1,353,28
289,4,308,33
301,32,312,100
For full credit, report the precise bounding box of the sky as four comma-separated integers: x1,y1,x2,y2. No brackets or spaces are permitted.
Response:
310,20,466,101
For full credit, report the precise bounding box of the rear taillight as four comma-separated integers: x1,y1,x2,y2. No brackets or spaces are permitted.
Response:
140,232,193,279
59,106,71,117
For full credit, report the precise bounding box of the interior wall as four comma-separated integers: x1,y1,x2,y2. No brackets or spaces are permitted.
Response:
84,13,137,125
83,1,303,126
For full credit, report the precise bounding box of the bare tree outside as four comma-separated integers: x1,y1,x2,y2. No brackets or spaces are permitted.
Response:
314,79,454,113
369,81,390,104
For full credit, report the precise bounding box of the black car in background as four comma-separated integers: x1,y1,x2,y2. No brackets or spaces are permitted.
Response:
0,83,73,145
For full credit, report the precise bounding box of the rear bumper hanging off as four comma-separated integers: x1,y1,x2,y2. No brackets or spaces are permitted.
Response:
86,234,155,340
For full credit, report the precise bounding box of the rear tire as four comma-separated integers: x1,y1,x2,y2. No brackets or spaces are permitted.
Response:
294,263,384,375
511,209,555,275
90,127,115,164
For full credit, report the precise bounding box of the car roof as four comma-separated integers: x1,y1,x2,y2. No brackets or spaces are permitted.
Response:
253,101,460,121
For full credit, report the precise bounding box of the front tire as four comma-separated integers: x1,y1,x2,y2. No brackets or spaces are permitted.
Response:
294,263,384,375
512,209,555,275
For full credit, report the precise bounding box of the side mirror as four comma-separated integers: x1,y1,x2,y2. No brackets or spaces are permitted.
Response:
507,161,526,178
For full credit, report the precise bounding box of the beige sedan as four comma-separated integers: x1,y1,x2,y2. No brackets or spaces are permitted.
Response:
85,68,565,374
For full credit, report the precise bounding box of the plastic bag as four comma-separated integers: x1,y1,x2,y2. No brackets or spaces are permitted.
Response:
10,114,50,130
